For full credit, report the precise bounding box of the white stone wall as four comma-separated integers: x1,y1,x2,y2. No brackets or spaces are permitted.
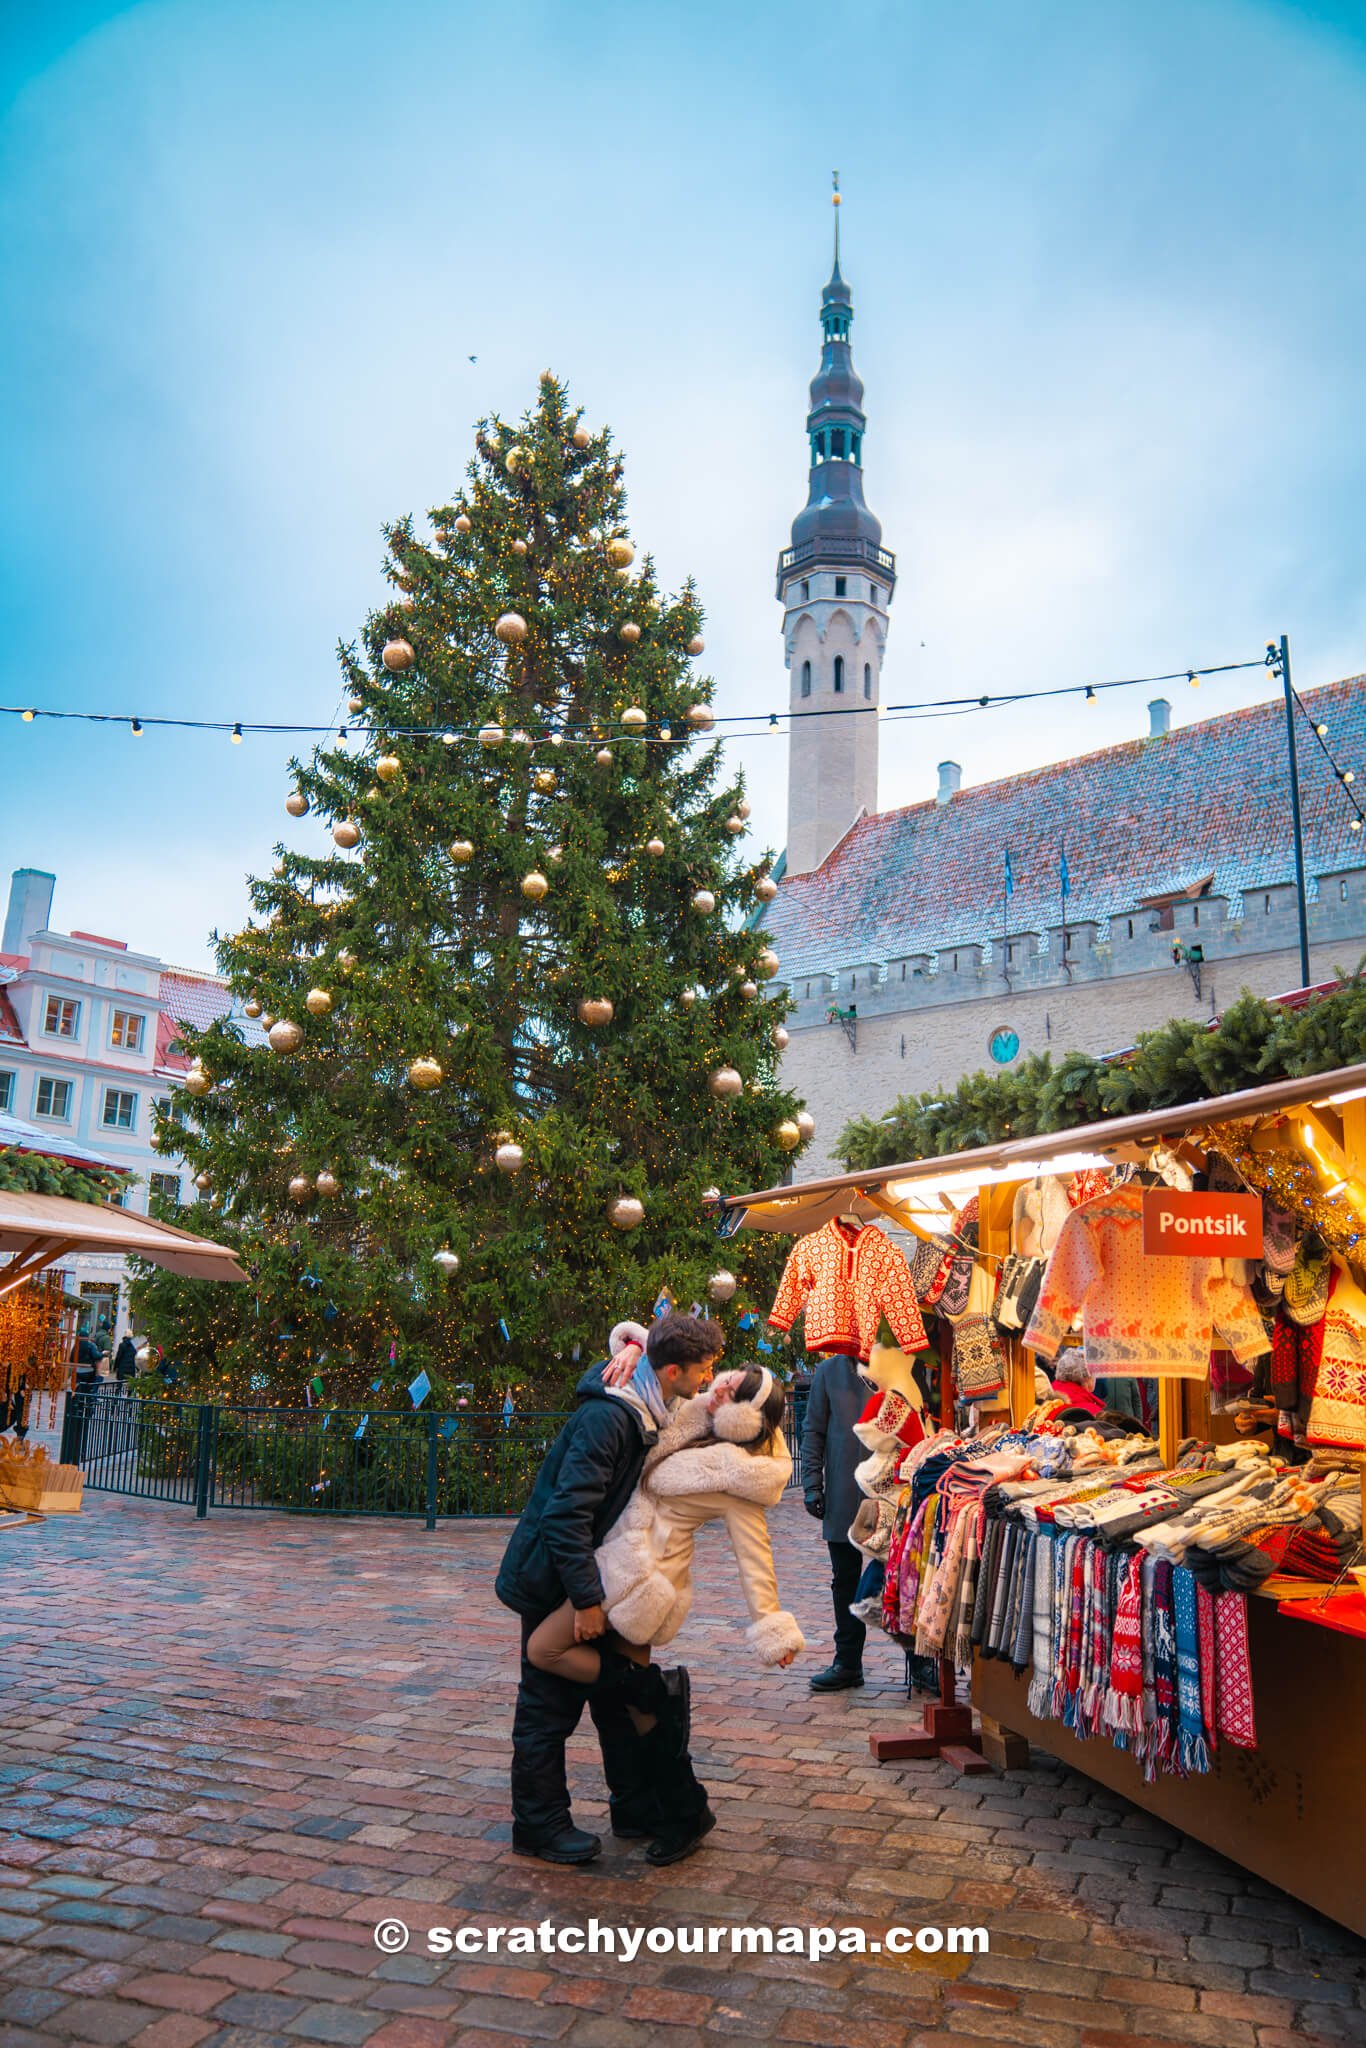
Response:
783,571,886,875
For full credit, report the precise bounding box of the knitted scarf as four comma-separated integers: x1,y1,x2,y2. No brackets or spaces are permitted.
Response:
1027,1532,1056,1719
897,1499,931,1632
883,1506,913,1636
1214,1592,1257,1750
916,1499,971,1656
1173,1566,1211,1774
1103,1551,1146,1736
1059,1536,1087,1725
1196,1583,1218,1755
986,1522,1020,1658
1010,1532,1037,1675
971,1512,1002,1647
952,1508,984,1670
1151,1560,1178,1769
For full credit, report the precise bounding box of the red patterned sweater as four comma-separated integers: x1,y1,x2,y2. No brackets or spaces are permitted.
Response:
768,1221,928,1362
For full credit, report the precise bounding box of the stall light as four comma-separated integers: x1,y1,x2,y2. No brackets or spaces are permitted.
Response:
885,1149,1112,1210
1316,1086,1366,1107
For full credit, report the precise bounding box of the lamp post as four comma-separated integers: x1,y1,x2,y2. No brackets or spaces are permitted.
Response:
1268,635,1311,990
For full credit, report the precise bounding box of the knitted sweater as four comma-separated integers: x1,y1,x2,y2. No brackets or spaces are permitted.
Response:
768,1220,927,1362
1025,1184,1269,1380
1305,1266,1366,1451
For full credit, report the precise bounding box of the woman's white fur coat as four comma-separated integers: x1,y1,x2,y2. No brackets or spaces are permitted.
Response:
595,1394,805,1666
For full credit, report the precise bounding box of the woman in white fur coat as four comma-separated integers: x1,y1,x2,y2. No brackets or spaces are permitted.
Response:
525,1362,806,1683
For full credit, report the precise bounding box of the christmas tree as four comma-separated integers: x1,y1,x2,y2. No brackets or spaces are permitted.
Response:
133,376,807,1405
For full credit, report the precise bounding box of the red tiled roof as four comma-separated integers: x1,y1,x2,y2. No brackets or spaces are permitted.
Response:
0,986,24,1046
763,676,1366,977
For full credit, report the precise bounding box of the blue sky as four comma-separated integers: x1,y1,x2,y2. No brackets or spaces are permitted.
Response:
3,0,1365,969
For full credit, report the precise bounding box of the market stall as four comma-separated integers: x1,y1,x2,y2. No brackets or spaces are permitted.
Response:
717,1058,1366,1936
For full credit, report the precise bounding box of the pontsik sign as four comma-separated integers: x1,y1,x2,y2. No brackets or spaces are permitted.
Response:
1141,1189,1264,1257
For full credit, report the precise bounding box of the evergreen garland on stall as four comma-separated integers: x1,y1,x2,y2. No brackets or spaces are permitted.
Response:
0,1147,134,1204
840,971,1366,1170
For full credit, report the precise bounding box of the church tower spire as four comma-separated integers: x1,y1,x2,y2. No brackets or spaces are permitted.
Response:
778,179,895,876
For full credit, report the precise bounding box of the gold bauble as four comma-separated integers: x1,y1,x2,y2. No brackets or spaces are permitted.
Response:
686,703,715,733
619,622,641,644
243,999,262,1019
772,1025,790,1050
756,947,780,977
737,799,751,821
533,769,556,794
620,706,647,732
708,1269,736,1303
776,1120,801,1151
596,747,614,766
479,724,505,749
288,1175,312,1202
608,1194,644,1230
607,538,635,568
687,635,706,657
194,1171,212,1190
365,786,383,802
315,1170,339,1197
261,1013,276,1032
505,445,527,475
432,1247,461,1276
512,537,528,556
521,870,550,902
755,875,779,902
450,839,475,864
348,695,364,714
645,837,665,858
547,845,564,865
455,513,472,534
495,612,528,644
382,639,415,673
337,950,357,973
333,820,360,849
268,1020,304,1053
285,791,309,818
578,997,614,1027
495,1141,525,1174
395,592,414,608
305,988,333,1017
725,815,745,835
572,424,591,449
796,1110,816,1142
376,755,401,782
184,1068,211,1098
709,1066,743,1099
408,1057,444,1090
679,988,697,1010
740,981,759,1000
691,889,716,915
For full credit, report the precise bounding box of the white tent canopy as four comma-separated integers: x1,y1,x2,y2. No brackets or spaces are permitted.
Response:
0,1190,247,1297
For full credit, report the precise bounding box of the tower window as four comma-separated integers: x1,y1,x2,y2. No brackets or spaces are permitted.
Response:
800,660,811,699
834,576,846,597
801,580,810,603
833,656,844,694
869,582,878,603
863,663,872,700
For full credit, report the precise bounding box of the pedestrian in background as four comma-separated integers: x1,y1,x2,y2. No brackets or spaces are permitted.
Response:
800,1354,872,1691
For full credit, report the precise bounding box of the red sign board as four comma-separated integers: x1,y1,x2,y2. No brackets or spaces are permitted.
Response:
1142,1188,1264,1257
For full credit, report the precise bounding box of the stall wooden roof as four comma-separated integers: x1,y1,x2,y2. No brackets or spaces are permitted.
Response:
0,1191,248,1294
716,1058,1366,1233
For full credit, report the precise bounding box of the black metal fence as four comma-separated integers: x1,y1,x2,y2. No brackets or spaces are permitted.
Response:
61,1392,804,1525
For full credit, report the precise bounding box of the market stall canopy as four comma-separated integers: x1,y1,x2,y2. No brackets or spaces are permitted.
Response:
716,1058,1366,1233
0,1191,248,1295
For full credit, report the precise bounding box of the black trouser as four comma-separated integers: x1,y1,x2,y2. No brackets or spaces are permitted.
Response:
829,1539,867,1670
510,1618,709,1841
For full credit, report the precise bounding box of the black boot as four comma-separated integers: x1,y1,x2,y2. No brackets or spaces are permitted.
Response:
646,1808,716,1866
512,1823,602,1865
590,1693,660,1840
809,1661,865,1692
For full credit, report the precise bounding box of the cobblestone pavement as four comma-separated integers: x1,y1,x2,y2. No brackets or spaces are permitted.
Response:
2,1492,1363,2048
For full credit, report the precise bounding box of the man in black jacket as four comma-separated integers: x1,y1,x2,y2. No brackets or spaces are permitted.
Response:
496,1313,722,1866
800,1354,872,1690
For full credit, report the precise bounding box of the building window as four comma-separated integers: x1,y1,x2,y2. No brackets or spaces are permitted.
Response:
35,1076,73,1120
800,660,812,698
0,1070,12,1113
863,663,872,700
833,656,845,694
834,576,847,597
869,582,878,603
1342,880,1350,901
102,1088,138,1131
1264,894,1271,914
801,580,810,603
952,952,959,972
149,1171,181,1209
78,1281,120,1341
111,1009,145,1051
43,996,80,1038
1127,919,1134,938
1191,905,1199,926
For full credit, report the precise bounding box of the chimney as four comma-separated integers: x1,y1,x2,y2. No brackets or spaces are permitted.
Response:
1149,698,1171,738
3,869,55,956
935,761,962,806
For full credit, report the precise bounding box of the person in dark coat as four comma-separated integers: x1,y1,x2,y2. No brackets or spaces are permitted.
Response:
496,1312,722,1867
111,1335,138,1393
800,1354,874,1690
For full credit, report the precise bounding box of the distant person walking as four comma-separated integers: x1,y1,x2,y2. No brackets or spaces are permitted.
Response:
112,1335,139,1395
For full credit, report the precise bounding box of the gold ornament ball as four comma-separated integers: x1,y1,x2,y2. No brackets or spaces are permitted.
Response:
756,947,780,977
305,987,333,1017
495,1140,525,1174
364,786,383,803
382,639,415,672
776,1119,801,1151
395,591,414,609
478,724,504,749
708,1268,737,1303
268,1020,304,1053
505,445,527,475
619,621,641,644
645,836,665,857
708,1065,743,1099
533,769,556,793
771,1024,790,1050
608,1194,645,1230
686,703,715,733
348,695,364,714
740,980,759,999
288,1175,312,1202
737,798,752,821
547,844,564,865
455,512,472,534
796,1110,816,1142
679,988,697,1010
607,538,635,568
194,1170,212,1190
596,747,614,766
691,889,716,915
261,1012,276,1032
725,815,745,835
521,870,549,902
702,1185,721,1203
333,820,360,849
432,1247,461,1276
243,998,263,1019
285,790,309,818
184,1068,211,1098
687,634,706,657
316,1170,339,1197
408,1056,444,1090
376,754,401,782
572,424,591,449
578,996,614,1027
755,875,778,902
512,537,528,556
450,839,475,864
495,611,528,644
621,706,647,732
338,950,357,973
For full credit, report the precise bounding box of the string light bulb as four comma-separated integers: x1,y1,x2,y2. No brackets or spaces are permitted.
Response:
1188,671,1200,689
1084,687,1097,705
231,722,243,744
21,709,34,723
131,718,143,736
